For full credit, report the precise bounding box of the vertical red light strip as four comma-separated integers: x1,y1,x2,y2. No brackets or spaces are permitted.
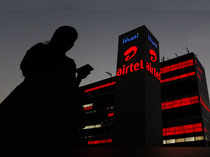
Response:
84,81,117,93
160,72,195,83
163,123,203,136
88,139,112,145
160,59,194,74
200,97,210,112
161,96,199,110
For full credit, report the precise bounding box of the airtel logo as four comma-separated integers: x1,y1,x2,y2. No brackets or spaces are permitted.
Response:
149,49,157,62
123,46,157,63
123,46,138,62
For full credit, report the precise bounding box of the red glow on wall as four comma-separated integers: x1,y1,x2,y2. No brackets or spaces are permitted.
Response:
160,72,195,83
200,97,210,112
161,96,199,110
124,46,138,62
160,59,194,74
84,81,117,93
83,106,93,111
163,123,203,136
88,139,112,145
108,112,115,117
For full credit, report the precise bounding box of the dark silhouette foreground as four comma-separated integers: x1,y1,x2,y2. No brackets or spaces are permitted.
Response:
1,26,92,153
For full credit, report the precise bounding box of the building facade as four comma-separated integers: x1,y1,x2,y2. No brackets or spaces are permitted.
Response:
79,25,162,146
160,53,210,146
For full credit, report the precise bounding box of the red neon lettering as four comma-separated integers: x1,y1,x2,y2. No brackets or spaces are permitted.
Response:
116,60,144,76
161,96,199,110
124,46,138,62
160,59,194,74
84,81,117,93
88,139,112,145
108,112,115,117
160,72,195,83
200,97,210,112
163,123,203,136
149,49,157,62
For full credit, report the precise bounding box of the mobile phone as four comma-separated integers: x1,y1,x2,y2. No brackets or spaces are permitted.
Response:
77,64,94,73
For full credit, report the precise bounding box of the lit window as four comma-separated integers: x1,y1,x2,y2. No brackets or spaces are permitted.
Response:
163,140,166,144
184,137,195,142
83,124,102,130
83,103,93,111
175,138,185,143
166,139,175,144
195,136,204,141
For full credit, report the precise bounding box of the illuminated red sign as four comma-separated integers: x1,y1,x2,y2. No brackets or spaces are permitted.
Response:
124,46,138,62
163,123,203,136
117,26,160,80
116,47,160,80
161,96,199,110
149,49,157,62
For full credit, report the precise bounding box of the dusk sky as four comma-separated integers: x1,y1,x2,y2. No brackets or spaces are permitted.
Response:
1,0,210,102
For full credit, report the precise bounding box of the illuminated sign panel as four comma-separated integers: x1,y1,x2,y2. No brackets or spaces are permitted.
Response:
116,25,160,80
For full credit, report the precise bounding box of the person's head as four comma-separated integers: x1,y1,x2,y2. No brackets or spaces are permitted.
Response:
50,26,78,54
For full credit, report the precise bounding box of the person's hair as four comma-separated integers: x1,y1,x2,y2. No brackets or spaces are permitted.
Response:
50,26,78,44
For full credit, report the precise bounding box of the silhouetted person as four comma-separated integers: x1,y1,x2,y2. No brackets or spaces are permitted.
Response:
1,26,91,153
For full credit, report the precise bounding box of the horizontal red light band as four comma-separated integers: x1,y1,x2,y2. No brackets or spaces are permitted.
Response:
83,106,93,111
88,139,112,145
200,97,210,112
160,59,194,74
84,81,117,93
163,123,203,136
161,96,199,110
160,72,195,83
108,112,115,117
